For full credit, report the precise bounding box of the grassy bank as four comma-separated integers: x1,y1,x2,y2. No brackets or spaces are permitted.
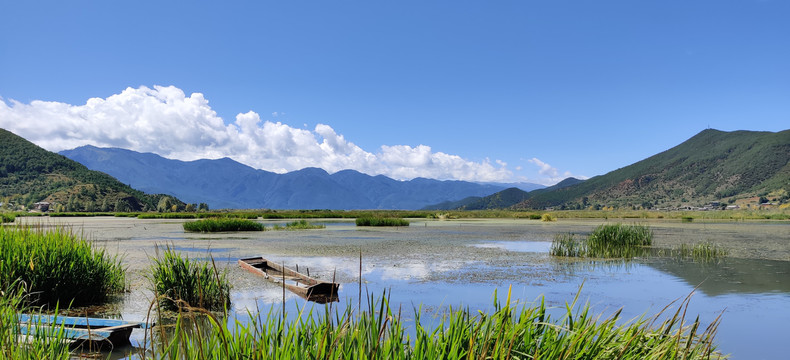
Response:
0,225,125,307
183,218,265,232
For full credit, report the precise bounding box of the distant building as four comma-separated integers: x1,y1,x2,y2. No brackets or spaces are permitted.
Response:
726,205,740,210
33,202,50,212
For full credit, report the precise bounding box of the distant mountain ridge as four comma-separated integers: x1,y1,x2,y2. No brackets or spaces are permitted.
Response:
438,129,790,210
0,129,176,211
60,146,540,209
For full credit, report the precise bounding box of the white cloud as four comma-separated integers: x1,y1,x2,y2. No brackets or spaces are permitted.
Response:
527,157,586,185
0,85,513,182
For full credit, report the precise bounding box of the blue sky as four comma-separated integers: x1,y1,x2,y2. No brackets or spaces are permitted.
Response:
1,1,788,185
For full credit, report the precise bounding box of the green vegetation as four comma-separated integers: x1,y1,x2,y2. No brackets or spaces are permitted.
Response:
0,128,180,212
149,246,231,312
356,216,410,226
273,219,326,230
659,242,729,262
551,224,653,258
540,213,556,222
0,282,71,359
501,129,790,210
183,218,265,232
144,288,721,359
0,213,14,223
682,216,694,223
0,225,125,307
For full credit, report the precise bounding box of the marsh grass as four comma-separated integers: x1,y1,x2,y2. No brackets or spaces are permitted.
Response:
0,213,15,223
0,225,125,307
272,219,326,230
658,242,729,262
551,223,653,259
149,246,231,312
139,287,723,360
183,218,265,232
356,216,410,227
682,216,694,223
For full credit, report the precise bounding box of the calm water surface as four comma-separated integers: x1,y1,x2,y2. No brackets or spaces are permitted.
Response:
25,217,790,359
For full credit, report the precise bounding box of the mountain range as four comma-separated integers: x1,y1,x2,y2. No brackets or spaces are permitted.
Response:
59,146,543,210
432,129,789,210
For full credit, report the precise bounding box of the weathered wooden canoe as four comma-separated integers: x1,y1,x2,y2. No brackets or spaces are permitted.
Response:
17,314,150,349
239,256,339,303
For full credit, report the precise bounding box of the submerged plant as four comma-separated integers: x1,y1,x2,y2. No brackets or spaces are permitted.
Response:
149,246,231,312
0,225,125,307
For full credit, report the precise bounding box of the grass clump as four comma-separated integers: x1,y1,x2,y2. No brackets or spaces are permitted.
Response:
183,218,264,232
661,241,729,262
273,219,326,230
0,225,125,307
540,213,556,222
0,213,14,223
356,216,409,227
149,246,231,312
682,216,694,223
551,223,653,258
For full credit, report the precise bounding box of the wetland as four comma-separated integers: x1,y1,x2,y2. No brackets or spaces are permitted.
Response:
13,216,790,359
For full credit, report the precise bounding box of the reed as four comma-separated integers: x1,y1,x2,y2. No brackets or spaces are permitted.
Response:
0,225,125,307
660,241,729,262
0,213,14,223
551,223,653,258
273,219,326,230
183,218,265,232
149,246,231,312
355,217,409,227
141,288,722,359
0,282,71,359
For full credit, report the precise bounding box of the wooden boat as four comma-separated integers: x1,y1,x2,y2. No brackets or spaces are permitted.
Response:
239,256,339,303
17,314,150,349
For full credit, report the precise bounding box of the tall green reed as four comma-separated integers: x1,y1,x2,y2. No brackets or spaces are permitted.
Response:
0,281,71,359
183,218,264,232
0,225,125,307
149,246,231,312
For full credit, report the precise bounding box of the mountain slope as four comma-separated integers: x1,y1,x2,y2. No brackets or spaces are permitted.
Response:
60,146,509,210
0,129,175,211
516,129,790,209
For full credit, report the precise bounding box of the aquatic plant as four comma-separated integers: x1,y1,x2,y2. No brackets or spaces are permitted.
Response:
540,213,557,222
682,216,694,223
273,219,326,230
550,233,587,257
142,288,723,360
0,213,14,223
659,241,729,262
183,218,265,232
551,223,653,259
356,216,410,227
149,246,231,312
0,225,125,307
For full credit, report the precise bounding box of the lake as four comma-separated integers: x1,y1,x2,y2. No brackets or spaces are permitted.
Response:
22,217,790,359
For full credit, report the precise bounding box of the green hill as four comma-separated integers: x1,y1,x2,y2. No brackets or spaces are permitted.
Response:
0,128,177,212
516,129,790,210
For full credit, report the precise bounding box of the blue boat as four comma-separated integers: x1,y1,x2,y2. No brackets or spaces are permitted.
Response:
18,314,151,348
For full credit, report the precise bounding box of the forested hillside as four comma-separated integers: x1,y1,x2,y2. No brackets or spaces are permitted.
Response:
0,128,177,212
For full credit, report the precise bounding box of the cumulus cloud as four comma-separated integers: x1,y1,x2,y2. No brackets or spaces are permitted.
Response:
527,157,586,185
0,85,513,182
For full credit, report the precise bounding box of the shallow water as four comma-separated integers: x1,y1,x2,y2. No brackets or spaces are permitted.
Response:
18,217,790,359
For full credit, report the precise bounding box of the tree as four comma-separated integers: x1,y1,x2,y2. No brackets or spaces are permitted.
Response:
157,197,173,212
185,203,196,212
115,199,131,212
198,203,209,212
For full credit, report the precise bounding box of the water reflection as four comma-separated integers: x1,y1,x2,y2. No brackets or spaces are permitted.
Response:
645,257,790,296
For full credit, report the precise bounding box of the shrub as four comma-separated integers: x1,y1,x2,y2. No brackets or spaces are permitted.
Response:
183,218,265,232
149,246,231,312
0,226,125,307
541,213,557,222
0,213,14,223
